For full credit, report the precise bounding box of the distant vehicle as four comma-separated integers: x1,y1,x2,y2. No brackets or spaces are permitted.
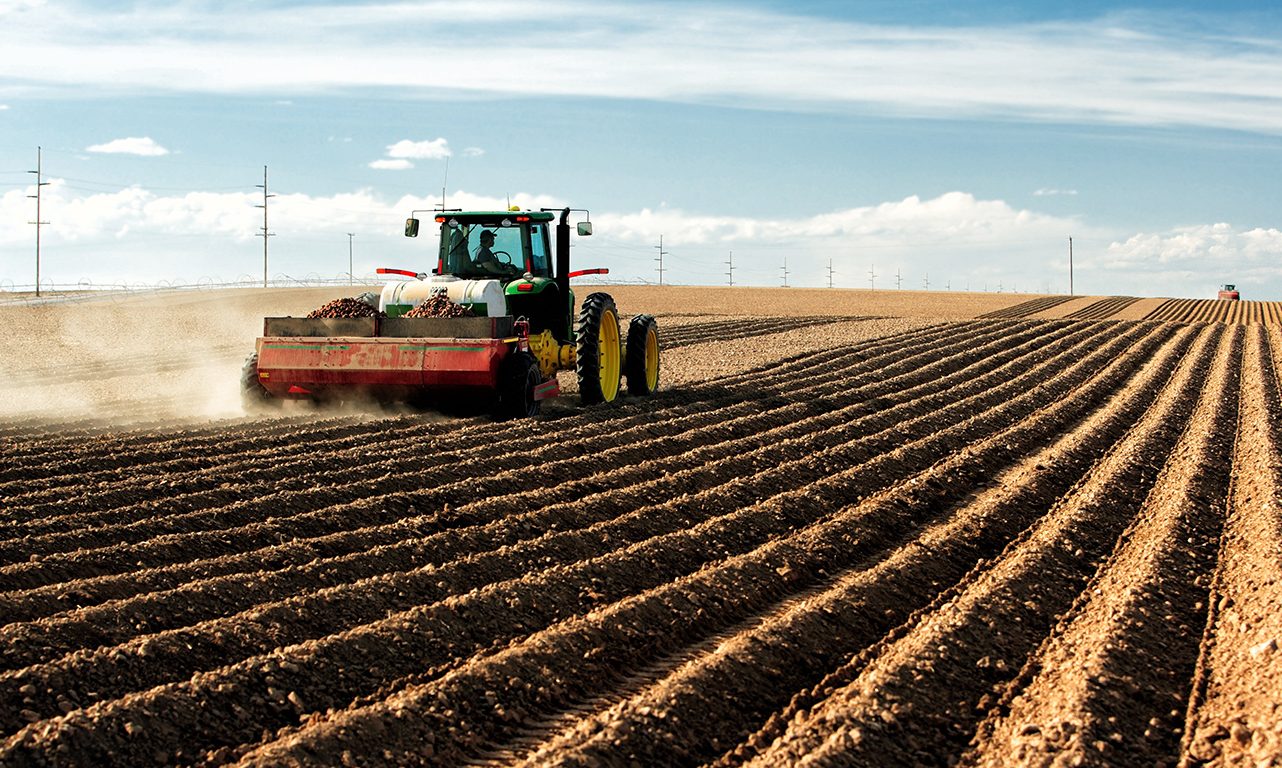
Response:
1217,284,1240,301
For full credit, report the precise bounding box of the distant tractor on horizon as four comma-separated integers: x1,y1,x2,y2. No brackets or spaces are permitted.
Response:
1218,284,1241,301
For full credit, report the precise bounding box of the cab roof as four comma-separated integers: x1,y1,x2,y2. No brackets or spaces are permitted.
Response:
435,210,556,224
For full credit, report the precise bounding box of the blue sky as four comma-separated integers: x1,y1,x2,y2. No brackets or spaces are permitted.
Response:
1,0,1280,298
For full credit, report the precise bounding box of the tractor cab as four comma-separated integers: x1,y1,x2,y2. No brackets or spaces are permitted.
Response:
403,209,595,343
426,211,556,281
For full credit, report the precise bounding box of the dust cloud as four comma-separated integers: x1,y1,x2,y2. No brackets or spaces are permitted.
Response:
0,287,362,426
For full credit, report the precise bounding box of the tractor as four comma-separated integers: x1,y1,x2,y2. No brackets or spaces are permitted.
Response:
241,207,660,417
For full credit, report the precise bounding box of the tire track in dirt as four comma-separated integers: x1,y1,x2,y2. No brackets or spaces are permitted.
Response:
227,323,1192,767
1180,324,1282,766
739,321,1217,766
0,321,1105,728
960,326,1239,767
0,322,1167,762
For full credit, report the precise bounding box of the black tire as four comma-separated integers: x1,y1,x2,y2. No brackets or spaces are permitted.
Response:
625,314,660,396
575,292,622,405
240,353,279,413
495,351,542,419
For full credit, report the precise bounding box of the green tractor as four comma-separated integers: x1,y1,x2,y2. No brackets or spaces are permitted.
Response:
386,206,660,415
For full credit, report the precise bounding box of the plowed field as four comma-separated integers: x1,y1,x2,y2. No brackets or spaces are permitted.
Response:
2,286,1281,767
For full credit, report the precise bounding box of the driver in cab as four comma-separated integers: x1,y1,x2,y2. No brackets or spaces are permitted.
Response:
474,230,513,276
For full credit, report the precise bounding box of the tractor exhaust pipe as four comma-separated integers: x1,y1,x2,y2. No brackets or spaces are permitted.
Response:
556,207,571,301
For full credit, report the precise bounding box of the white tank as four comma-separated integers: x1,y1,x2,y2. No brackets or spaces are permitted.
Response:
379,276,506,317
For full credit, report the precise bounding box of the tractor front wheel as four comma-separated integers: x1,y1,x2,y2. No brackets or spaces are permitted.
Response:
625,314,660,396
576,292,621,405
495,351,542,419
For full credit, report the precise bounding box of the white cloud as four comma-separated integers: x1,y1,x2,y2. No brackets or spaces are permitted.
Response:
1033,188,1078,197
0,104,9,110
3,4,1281,134
462,147,485,158
386,139,451,160
369,158,413,170
3,181,1279,299
85,136,170,156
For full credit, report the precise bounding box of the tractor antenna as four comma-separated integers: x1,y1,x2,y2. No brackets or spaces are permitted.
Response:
439,156,450,211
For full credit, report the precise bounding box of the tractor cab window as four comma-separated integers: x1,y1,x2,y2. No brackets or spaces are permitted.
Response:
439,223,524,280
528,224,551,277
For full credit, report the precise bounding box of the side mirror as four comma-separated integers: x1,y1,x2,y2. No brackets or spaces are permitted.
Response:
405,218,420,238
576,221,593,236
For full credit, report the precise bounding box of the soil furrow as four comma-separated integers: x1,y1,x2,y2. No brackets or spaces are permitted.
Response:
1180,324,1282,767
226,324,1194,768
0,321,1112,725
0,321,1029,581
740,322,1217,766
0,323,1085,651
0,322,1169,761
959,325,1239,768
0,321,990,537
487,328,1209,768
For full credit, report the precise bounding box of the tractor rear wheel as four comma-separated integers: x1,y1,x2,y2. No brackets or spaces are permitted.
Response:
625,314,660,396
575,292,622,405
495,351,542,419
240,353,279,413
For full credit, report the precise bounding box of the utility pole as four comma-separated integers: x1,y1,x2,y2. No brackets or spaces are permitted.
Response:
827,258,835,288
654,235,667,285
347,233,356,285
725,250,734,286
28,146,50,297
255,165,275,288
923,272,929,290
780,255,789,288
895,268,902,290
1068,236,1074,295
868,264,877,290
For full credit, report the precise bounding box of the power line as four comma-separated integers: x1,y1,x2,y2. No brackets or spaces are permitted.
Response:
654,235,667,286
28,147,50,297
255,165,275,289
347,232,355,286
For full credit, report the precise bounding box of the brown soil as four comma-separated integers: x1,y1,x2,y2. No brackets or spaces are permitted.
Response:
1,285,1279,767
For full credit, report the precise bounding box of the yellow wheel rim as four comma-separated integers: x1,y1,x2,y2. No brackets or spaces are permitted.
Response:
598,309,620,401
645,327,659,391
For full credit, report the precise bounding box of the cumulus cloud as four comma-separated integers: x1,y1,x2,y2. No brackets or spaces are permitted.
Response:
386,139,450,160
367,138,454,170
1033,188,1077,197
369,158,413,171
3,181,1279,299
85,137,170,156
